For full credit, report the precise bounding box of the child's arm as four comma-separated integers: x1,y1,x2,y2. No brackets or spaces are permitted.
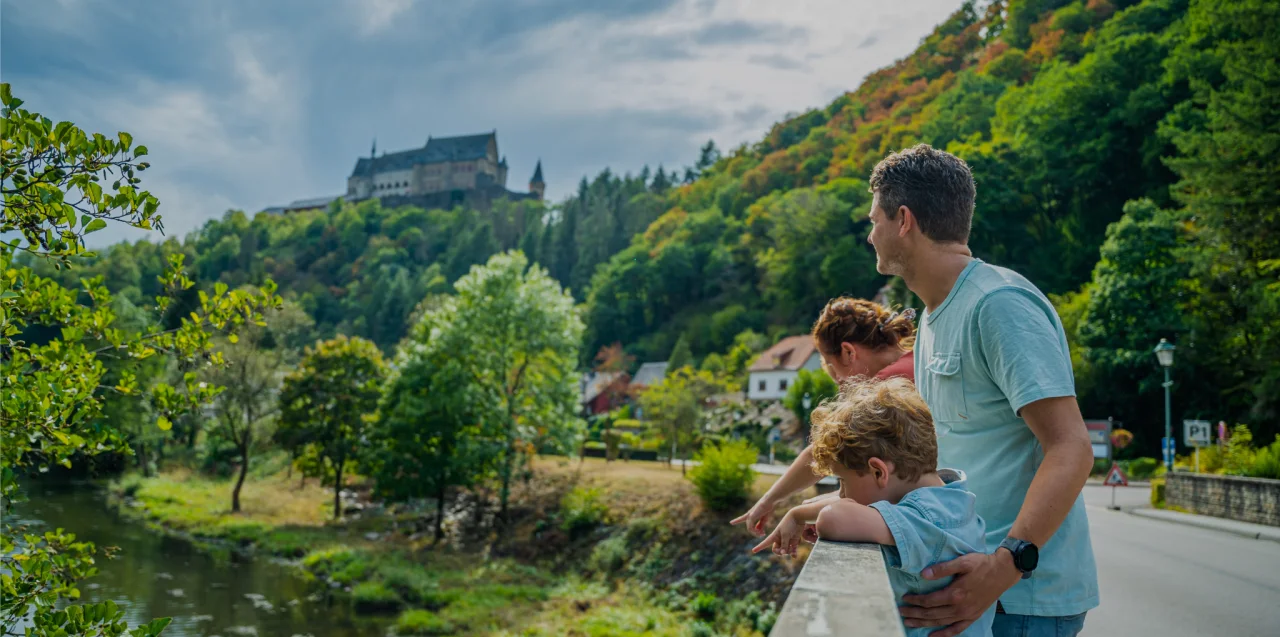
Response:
815,499,896,546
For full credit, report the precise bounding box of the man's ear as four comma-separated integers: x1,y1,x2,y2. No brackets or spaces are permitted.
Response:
897,206,916,237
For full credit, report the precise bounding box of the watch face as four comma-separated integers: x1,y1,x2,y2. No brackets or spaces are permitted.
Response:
1018,543,1040,572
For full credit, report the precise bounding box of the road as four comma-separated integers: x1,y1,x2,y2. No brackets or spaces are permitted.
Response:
1080,484,1280,637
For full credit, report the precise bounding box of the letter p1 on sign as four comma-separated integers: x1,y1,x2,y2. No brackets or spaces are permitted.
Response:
1184,420,1212,448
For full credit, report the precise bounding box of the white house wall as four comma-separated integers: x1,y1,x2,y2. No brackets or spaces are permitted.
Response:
748,353,823,401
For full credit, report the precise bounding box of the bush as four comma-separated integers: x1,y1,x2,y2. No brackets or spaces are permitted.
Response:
561,487,609,533
1247,436,1280,479
688,440,757,512
1224,424,1256,475
1091,458,1111,476
1150,478,1165,508
690,592,720,621
352,581,402,613
1126,457,1159,480
395,609,455,635
588,535,630,574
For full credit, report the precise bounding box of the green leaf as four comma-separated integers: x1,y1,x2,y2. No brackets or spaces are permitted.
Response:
157,416,172,431
228,333,239,344
84,219,107,233
134,145,148,157
117,131,133,149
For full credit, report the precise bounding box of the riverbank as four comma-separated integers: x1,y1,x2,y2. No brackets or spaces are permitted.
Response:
109,456,805,636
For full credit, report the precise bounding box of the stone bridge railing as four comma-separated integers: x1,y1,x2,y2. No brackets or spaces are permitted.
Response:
770,540,905,637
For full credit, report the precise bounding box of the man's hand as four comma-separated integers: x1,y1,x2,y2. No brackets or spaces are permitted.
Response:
752,511,805,557
731,497,777,537
899,550,1021,637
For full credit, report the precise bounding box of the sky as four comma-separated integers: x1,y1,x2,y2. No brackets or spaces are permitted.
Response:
2,0,961,246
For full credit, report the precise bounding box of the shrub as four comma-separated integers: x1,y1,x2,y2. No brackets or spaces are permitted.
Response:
588,535,630,574
560,487,609,533
1224,424,1256,475
688,439,757,512
395,609,455,635
690,592,720,621
302,547,364,580
1150,478,1165,508
624,516,662,544
1091,458,1111,476
352,581,402,613
379,564,438,605
1126,457,1158,480
1247,436,1280,479
688,621,715,637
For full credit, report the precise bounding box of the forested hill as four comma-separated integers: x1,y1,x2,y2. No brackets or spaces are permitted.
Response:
582,0,1190,360
581,0,1279,444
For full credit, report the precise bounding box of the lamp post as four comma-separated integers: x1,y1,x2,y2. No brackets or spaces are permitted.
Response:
802,392,812,445
1154,339,1176,471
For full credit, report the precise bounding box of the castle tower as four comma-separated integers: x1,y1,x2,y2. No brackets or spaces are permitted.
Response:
529,160,545,201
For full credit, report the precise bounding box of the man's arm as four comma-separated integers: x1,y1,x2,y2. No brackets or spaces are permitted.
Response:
731,445,823,536
1007,396,1094,546
814,499,895,545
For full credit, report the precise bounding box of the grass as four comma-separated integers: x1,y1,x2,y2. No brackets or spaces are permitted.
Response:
535,456,793,502
114,467,355,556
113,458,789,636
493,581,694,637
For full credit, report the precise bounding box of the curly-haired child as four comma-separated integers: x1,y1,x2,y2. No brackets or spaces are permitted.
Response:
753,377,995,637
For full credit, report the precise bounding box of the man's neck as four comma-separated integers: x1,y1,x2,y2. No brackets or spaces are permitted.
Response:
903,247,974,312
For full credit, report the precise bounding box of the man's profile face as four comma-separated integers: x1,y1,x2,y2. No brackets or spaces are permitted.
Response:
867,192,906,276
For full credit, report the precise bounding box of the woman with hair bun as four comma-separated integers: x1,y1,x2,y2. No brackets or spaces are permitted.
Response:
731,297,918,537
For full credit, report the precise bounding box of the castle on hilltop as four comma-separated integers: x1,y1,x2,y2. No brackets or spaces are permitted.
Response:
264,131,543,215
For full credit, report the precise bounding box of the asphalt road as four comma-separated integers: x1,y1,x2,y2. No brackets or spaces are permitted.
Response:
1080,484,1280,637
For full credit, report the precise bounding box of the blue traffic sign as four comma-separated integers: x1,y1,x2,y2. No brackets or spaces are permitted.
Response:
1162,436,1176,468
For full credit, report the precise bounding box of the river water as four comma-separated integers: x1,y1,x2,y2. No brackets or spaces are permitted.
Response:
7,481,392,637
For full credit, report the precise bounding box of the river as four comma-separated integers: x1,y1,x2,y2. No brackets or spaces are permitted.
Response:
7,480,392,637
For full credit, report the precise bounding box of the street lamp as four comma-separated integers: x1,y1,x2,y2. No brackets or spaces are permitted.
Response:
802,392,812,444
1154,339,1176,470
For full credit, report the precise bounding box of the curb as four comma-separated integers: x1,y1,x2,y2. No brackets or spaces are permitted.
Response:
1129,508,1280,544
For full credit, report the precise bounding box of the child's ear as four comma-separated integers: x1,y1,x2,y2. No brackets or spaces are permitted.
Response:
868,458,892,488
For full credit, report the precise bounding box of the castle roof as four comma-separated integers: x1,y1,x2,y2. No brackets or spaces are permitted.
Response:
530,160,544,184
351,132,496,177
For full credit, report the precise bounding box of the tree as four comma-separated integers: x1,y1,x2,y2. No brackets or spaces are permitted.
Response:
783,369,840,442
1161,0,1280,434
594,342,634,374
637,367,728,474
432,251,584,519
369,320,498,542
1,83,276,637
667,334,694,372
277,336,386,519
204,300,311,513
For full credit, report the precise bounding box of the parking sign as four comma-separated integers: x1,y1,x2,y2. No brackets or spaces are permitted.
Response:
1184,420,1212,448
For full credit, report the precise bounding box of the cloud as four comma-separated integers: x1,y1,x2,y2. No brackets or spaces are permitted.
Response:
0,0,961,247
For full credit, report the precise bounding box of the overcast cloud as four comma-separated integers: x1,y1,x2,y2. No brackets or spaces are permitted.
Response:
1,0,960,246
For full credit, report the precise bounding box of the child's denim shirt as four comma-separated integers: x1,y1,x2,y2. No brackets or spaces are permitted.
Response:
869,469,995,637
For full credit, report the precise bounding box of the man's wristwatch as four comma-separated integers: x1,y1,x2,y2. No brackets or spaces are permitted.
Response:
998,537,1039,580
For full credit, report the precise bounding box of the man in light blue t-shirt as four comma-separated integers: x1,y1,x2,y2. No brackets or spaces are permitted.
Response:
865,144,1099,637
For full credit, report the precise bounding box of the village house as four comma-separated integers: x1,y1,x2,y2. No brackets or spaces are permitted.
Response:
746,335,821,401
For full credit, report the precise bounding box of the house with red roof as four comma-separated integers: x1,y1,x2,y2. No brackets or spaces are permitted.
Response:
747,335,822,401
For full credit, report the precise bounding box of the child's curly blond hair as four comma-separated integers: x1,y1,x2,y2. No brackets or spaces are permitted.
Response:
809,377,938,481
